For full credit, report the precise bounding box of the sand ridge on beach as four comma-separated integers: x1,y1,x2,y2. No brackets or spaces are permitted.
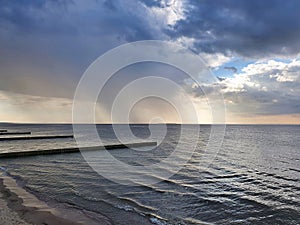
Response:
0,192,30,225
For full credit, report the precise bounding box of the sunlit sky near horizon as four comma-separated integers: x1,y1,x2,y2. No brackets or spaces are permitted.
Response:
0,0,300,124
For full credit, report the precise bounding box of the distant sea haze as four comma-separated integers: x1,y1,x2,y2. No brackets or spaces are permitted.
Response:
0,124,299,225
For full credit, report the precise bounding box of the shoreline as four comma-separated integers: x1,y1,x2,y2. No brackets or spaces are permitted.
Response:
0,173,112,225
0,172,156,225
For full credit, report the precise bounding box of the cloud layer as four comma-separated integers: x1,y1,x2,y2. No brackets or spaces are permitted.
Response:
0,0,300,123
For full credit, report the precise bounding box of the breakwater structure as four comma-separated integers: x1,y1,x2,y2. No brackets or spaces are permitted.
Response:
0,132,32,135
0,141,157,158
0,135,74,141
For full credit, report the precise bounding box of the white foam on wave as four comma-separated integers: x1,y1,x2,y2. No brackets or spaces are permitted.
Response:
116,204,134,212
0,166,8,176
150,217,169,225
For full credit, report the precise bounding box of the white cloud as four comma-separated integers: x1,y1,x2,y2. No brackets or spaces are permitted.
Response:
172,36,232,68
189,58,300,118
199,52,232,69
218,59,300,115
147,0,187,26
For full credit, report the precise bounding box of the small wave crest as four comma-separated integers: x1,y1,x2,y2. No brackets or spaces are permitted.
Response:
0,166,8,176
150,217,170,225
116,204,135,212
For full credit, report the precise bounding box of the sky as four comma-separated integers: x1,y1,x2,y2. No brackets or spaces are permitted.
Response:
0,0,300,124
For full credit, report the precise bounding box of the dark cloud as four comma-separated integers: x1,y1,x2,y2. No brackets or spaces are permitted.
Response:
1,0,300,76
167,0,300,58
217,76,226,81
0,0,159,97
103,0,117,10
0,0,156,43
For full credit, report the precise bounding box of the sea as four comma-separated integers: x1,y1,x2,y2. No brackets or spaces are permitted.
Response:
0,124,299,225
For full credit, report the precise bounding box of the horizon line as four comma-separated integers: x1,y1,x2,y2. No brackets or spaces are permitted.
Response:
0,122,300,126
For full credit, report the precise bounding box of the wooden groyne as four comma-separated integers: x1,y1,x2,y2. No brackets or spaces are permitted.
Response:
0,141,157,158
0,132,31,136
0,130,7,132
0,135,74,141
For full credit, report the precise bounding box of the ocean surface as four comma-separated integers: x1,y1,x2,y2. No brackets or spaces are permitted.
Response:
0,124,299,225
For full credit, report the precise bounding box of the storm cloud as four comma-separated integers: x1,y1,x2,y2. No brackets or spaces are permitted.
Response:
0,0,162,97
0,0,300,123
167,0,300,58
